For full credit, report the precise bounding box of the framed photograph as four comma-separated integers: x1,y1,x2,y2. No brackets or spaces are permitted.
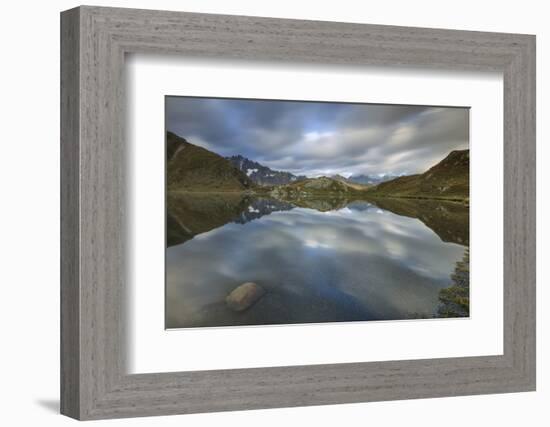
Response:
61,6,536,420
164,96,471,329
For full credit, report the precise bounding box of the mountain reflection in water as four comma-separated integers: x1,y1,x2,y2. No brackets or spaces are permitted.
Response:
166,193,469,328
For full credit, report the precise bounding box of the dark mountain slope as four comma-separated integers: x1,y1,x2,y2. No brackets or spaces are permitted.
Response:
370,149,469,202
167,132,255,192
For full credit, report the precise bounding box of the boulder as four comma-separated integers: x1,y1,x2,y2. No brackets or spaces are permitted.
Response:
225,282,265,312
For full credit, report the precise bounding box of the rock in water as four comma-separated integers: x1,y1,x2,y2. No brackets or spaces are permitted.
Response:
225,282,265,312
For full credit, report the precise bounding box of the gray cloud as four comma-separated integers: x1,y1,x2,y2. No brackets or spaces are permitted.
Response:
166,96,469,177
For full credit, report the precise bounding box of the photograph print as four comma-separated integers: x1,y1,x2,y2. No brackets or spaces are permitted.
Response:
165,96,470,329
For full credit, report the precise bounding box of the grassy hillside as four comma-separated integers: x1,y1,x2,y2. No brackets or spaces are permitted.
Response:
166,132,255,192
330,175,373,190
369,149,469,202
270,176,368,199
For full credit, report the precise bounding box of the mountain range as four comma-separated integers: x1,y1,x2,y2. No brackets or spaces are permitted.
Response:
227,155,306,186
166,131,469,202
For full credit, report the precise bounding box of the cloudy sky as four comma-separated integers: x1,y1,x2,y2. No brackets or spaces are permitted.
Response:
166,96,469,177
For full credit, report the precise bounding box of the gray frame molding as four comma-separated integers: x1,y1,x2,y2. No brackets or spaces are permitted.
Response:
60,5,536,420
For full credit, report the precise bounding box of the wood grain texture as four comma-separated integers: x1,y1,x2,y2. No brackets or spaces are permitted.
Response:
60,7,80,419
60,5,536,420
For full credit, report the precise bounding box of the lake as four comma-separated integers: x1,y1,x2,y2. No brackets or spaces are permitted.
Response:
166,193,469,329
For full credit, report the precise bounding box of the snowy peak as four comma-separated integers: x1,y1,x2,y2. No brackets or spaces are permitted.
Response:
227,155,305,186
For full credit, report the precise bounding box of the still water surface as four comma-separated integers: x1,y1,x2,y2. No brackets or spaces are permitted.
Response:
166,194,469,328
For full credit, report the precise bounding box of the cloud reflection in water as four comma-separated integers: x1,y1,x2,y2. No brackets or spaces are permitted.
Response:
166,201,466,328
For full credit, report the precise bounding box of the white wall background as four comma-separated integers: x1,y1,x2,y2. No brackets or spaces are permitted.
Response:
0,0,546,425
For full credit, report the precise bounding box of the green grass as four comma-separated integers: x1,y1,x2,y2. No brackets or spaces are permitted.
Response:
369,150,469,202
166,132,256,192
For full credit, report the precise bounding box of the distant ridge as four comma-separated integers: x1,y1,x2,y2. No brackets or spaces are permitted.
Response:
270,176,368,199
227,155,306,186
347,173,402,185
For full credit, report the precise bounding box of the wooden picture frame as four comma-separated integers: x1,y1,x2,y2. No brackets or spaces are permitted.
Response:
60,5,536,420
